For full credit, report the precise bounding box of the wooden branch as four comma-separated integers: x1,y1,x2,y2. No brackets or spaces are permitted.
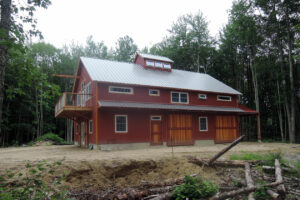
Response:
266,189,280,200
244,162,255,200
262,165,293,173
189,157,249,168
150,192,172,200
208,135,245,166
275,159,286,196
212,181,282,200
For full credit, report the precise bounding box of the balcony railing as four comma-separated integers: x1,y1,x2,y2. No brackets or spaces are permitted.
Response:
55,92,92,116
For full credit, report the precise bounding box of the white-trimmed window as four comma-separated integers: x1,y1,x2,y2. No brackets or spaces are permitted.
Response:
149,89,160,96
89,120,93,133
198,94,207,100
199,117,208,131
109,86,133,94
155,61,163,68
163,63,171,69
217,95,232,101
115,115,128,133
171,92,189,103
151,116,161,120
81,81,85,90
86,82,91,100
146,60,154,67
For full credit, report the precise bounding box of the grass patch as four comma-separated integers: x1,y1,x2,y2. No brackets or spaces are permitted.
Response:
230,152,282,166
27,133,66,146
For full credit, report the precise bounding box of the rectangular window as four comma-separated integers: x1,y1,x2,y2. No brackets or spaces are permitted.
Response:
149,89,160,96
151,116,161,120
109,86,133,94
115,115,128,133
81,81,85,90
163,63,171,69
86,83,91,100
171,92,189,103
146,60,154,66
198,94,207,100
155,61,163,68
199,117,208,131
89,120,93,133
217,95,232,101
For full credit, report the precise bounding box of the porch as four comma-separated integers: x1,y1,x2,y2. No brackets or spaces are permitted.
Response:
55,92,92,119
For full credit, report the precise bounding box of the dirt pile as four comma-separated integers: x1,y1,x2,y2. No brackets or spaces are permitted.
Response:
62,157,220,189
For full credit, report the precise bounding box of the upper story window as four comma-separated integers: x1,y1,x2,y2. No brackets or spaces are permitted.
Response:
154,61,163,68
149,89,160,96
171,92,189,103
109,86,133,94
163,63,171,69
146,60,154,66
198,94,207,100
217,95,232,102
81,81,85,90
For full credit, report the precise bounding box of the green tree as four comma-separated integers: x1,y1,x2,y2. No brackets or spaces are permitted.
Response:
114,35,138,62
0,0,51,145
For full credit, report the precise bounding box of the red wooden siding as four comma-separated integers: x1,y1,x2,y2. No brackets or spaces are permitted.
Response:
97,83,238,107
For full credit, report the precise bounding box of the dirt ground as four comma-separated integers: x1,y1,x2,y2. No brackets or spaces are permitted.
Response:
0,142,299,192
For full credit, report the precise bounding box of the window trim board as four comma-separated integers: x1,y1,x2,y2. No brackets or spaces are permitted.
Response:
199,116,208,132
115,115,128,133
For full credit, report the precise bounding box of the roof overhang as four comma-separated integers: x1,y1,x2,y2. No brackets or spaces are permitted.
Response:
98,101,253,113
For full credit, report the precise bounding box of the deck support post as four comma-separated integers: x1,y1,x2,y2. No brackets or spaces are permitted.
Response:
257,114,261,143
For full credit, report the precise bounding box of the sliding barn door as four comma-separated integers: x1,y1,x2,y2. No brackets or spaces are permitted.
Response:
168,114,193,146
215,115,238,143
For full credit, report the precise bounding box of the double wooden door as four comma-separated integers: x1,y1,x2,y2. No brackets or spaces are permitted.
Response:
168,114,193,146
215,115,238,143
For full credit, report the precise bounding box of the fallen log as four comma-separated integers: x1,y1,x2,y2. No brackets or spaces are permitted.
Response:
266,189,280,199
189,157,250,168
212,181,282,200
244,162,255,200
208,135,245,166
262,165,293,173
150,192,172,200
275,159,286,197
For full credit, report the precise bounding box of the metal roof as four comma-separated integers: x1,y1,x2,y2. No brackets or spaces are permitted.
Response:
99,101,245,113
137,53,174,63
80,57,241,95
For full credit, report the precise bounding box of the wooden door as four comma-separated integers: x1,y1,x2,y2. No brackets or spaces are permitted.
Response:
150,116,163,145
216,115,237,143
168,114,193,146
81,122,86,146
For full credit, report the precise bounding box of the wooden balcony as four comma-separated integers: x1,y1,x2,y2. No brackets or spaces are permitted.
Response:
55,92,92,119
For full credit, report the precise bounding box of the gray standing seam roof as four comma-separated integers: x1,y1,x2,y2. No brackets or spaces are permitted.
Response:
99,101,245,113
81,57,241,95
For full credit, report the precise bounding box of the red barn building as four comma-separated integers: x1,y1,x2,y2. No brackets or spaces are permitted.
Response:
55,53,258,150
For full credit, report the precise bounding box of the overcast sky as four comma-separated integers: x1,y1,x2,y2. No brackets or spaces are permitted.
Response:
35,0,234,49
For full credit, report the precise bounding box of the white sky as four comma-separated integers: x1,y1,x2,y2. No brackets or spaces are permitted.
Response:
35,0,234,49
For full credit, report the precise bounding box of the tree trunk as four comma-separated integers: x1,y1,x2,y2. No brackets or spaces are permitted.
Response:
249,57,260,142
286,28,295,143
276,81,284,142
0,0,12,145
244,162,255,200
40,86,43,137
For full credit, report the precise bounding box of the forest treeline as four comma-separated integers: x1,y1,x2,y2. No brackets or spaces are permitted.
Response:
0,0,299,146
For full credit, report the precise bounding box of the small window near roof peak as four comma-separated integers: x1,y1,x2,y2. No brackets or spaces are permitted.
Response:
198,94,207,100
146,60,154,67
217,95,232,101
149,89,159,96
